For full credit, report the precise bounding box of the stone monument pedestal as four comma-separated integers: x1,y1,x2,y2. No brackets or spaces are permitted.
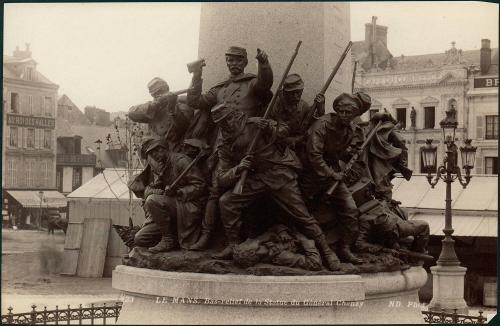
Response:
112,265,428,324
428,265,468,314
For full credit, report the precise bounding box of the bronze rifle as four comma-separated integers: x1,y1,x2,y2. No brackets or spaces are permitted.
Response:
233,41,303,195
325,120,382,196
299,41,353,131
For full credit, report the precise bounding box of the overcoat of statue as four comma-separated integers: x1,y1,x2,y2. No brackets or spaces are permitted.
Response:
115,42,431,275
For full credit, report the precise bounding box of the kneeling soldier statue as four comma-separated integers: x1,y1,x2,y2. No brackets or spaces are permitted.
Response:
133,137,206,252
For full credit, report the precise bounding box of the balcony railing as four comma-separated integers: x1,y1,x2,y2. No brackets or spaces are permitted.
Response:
57,153,96,166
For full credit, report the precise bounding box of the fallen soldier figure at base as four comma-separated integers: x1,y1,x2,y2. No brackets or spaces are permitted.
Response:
232,224,323,271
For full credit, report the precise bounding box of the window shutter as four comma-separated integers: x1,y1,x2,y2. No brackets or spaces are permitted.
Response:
23,128,27,148
19,95,24,115
34,129,38,149
18,128,22,148
6,126,10,148
48,130,53,149
476,116,483,139
39,129,43,149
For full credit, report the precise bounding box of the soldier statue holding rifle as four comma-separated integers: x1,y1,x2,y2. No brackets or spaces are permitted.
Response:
118,39,431,275
210,103,342,271
128,78,193,151
300,92,373,265
269,73,325,153
136,137,206,253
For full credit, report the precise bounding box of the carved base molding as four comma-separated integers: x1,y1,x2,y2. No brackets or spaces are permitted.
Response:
113,265,428,324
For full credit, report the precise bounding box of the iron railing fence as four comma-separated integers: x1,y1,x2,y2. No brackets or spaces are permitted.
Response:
2,302,489,324
422,309,487,324
1,302,122,325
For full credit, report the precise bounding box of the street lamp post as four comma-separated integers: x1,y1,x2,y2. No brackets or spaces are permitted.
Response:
420,110,477,313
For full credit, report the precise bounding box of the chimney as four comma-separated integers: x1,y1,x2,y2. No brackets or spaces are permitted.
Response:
25,43,32,57
13,43,32,59
364,18,388,47
480,39,491,74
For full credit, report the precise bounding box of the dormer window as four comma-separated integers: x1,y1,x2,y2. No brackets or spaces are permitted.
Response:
26,67,34,81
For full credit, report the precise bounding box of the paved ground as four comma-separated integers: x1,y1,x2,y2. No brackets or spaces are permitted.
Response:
2,229,119,314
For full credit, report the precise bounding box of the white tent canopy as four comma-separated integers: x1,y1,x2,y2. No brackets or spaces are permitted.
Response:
68,168,142,200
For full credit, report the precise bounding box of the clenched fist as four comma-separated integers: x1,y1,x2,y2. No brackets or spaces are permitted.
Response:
255,48,268,64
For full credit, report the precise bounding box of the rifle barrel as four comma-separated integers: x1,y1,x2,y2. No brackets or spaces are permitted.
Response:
300,41,353,131
351,61,358,93
398,248,434,261
169,152,205,190
233,41,303,195
172,88,190,95
325,120,382,196
320,41,353,95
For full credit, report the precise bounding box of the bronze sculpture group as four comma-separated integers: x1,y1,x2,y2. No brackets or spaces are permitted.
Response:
118,43,431,275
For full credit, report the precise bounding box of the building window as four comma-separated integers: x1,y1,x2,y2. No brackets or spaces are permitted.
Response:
26,67,34,81
485,157,498,175
44,97,52,117
27,160,36,187
424,107,435,129
56,167,63,192
42,161,51,187
369,109,379,119
11,93,19,113
396,108,407,130
7,160,14,187
485,115,498,140
27,128,35,148
28,95,34,115
72,167,82,191
46,161,53,188
44,130,51,149
9,127,18,147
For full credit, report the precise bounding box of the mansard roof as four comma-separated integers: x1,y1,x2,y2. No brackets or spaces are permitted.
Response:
3,54,58,86
353,37,498,75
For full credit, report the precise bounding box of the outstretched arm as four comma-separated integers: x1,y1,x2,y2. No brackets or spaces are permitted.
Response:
253,49,273,96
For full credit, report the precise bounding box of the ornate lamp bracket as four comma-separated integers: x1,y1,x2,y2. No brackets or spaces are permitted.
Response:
455,166,472,189
427,166,444,188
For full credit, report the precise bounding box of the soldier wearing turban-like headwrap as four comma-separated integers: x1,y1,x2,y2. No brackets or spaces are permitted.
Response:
300,92,372,265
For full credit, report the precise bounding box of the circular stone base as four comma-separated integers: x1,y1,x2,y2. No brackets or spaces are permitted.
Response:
112,265,428,324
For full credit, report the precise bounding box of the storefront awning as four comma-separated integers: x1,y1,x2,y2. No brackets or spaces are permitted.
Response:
409,213,497,237
6,190,67,208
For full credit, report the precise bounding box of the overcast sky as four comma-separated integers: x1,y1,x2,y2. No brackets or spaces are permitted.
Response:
4,2,498,113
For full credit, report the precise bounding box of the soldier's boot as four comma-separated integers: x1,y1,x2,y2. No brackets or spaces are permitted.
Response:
212,231,239,260
316,236,342,271
212,243,235,260
338,244,364,265
148,235,176,253
190,232,211,251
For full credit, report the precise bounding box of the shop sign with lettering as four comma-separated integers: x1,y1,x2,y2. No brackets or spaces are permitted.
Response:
6,114,55,129
474,77,499,88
